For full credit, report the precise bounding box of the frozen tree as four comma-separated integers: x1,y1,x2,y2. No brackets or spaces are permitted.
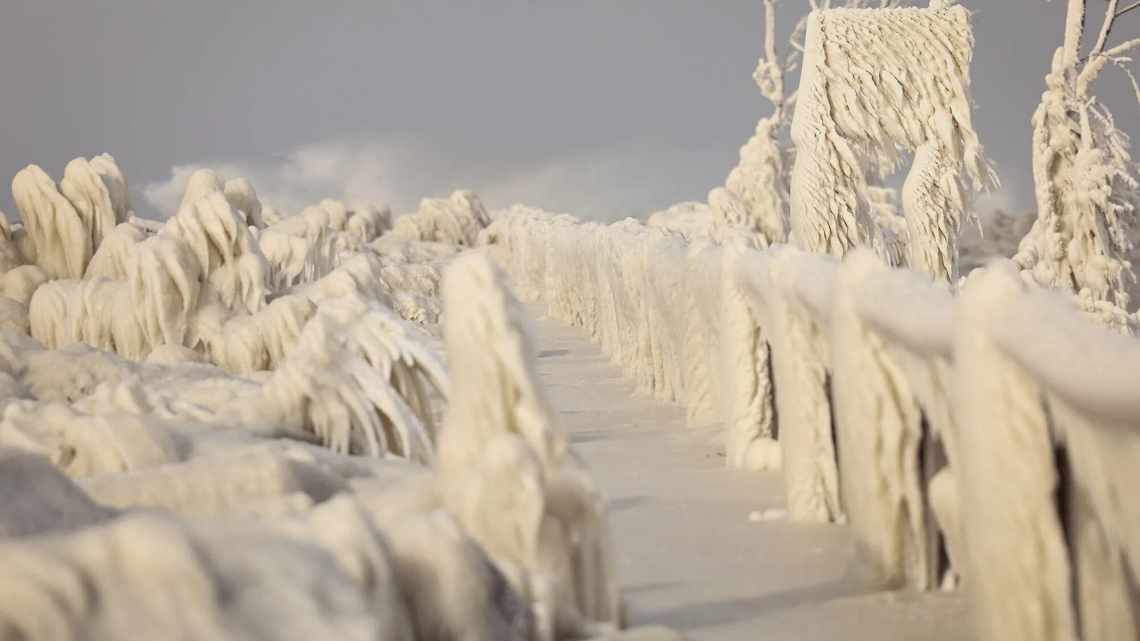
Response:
789,1,993,281
1015,0,1140,316
699,1,907,248
706,0,796,247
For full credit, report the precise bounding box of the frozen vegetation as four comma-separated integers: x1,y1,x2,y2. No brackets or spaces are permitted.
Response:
3,0,1140,640
0,156,654,641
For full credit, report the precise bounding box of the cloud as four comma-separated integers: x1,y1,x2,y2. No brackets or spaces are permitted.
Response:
969,159,1035,218
142,140,416,218
142,136,729,223
973,182,1019,217
475,148,714,223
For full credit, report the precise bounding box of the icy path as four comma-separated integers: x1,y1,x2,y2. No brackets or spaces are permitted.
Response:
527,307,975,641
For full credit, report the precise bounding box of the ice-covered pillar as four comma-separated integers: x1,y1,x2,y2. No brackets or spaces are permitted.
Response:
436,253,620,640
722,244,780,471
955,261,1140,641
764,249,842,522
831,251,930,587
789,4,990,281
953,264,1075,641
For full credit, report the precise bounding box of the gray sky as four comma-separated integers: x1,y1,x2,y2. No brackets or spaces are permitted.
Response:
1,1,1137,221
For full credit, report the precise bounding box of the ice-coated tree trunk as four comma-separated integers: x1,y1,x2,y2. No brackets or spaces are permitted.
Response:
1014,0,1140,319
788,4,991,281
902,142,967,281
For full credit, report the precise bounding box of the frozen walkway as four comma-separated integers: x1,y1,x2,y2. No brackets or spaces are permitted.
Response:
527,307,974,641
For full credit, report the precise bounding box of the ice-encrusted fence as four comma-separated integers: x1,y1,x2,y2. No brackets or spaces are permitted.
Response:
482,207,1140,641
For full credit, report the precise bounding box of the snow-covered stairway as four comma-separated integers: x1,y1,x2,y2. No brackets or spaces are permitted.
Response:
526,306,973,641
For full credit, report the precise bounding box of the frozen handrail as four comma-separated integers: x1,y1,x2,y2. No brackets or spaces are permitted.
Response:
854,269,955,360
990,287,1140,426
733,246,837,324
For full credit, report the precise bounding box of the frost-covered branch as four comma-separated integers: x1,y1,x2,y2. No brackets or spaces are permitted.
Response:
1119,0,1140,18
1091,0,1120,55
1016,0,1140,319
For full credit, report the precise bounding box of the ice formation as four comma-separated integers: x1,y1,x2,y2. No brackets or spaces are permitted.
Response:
0,158,477,461
645,202,715,242
828,249,956,589
647,0,992,285
0,172,634,640
790,4,992,280
742,248,842,522
662,1,914,250
4,2,1140,640
483,210,789,482
484,190,1140,638
390,190,491,247
705,0,795,248
951,263,1140,641
1015,0,1140,327
59,156,130,254
12,164,97,279
437,253,619,641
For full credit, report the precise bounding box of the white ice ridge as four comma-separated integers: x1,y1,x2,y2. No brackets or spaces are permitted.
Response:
483,206,1140,640
0,246,631,641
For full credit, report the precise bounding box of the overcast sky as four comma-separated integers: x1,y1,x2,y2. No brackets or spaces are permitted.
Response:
2,1,1138,221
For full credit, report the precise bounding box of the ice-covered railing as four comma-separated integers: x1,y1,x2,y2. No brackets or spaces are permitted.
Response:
0,252,629,641
483,208,1140,641
955,264,1140,641
0,158,493,464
